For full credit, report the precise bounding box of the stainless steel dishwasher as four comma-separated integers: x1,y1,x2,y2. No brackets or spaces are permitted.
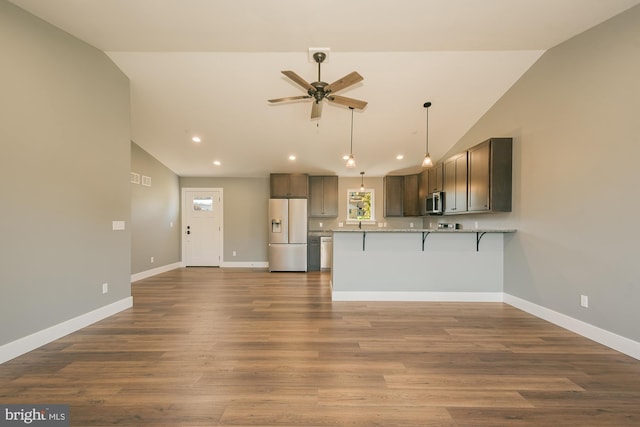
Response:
320,236,332,270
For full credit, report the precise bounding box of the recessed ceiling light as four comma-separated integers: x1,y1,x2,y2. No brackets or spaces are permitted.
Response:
213,160,221,166
192,136,201,143
289,155,296,161
396,154,404,160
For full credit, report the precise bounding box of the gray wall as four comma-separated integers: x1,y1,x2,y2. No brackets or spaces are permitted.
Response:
440,6,640,341
180,177,270,263
0,1,131,345
131,142,181,274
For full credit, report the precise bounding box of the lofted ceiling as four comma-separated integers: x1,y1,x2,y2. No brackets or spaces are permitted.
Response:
9,0,640,177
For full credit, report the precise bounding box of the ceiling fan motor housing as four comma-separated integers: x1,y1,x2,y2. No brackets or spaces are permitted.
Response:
310,81,329,102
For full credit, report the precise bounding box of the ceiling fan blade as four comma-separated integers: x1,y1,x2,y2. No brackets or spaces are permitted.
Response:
325,71,363,94
328,95,368,110
268,95,311,103
281,70,315,92
311,101,323,119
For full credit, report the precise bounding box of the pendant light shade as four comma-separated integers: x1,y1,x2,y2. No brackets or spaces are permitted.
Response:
346,154,356,168
422,101,433,168
346,107,356,168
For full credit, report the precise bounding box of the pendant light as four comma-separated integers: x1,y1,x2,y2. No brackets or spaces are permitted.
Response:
346,107,356,168
360,171,365,191
421,101,433,168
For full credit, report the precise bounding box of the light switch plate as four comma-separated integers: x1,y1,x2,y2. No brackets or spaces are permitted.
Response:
112,221,125,230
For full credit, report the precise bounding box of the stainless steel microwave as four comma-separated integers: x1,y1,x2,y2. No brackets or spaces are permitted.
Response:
426,192,443,215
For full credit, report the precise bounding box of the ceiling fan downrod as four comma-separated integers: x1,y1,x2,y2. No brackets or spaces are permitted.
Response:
313,51,326,83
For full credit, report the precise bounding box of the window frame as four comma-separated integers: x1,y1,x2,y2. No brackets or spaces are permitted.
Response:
346,188,376,224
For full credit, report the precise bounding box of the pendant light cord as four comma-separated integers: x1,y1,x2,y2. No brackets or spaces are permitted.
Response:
424,101,431,153
350,107,354,154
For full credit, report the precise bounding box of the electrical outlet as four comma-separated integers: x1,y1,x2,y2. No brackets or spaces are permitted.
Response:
410,222,414,228
319,222,323,228
102,283,108,294
475,221,479,229
580,295,589,308
232,251,237,257
150,256,154,263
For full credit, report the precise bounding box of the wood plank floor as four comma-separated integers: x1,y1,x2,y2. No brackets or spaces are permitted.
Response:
1,267,640,426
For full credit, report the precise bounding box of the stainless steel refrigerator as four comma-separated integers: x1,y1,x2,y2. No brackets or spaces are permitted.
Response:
269,198,307,272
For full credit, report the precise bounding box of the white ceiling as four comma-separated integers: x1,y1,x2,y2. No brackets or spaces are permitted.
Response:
9,0,640,177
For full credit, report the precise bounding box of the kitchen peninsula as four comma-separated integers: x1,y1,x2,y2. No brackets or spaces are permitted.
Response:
331,228,515,301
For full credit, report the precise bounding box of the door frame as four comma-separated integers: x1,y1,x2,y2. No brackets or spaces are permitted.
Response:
181,187,224,267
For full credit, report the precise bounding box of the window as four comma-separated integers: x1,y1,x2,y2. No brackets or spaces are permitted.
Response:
193,196,213,211
347,188,375,223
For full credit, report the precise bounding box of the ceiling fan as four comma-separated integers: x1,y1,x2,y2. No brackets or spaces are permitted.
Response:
268,52,367,119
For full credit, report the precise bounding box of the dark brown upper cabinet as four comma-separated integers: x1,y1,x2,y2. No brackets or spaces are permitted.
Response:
428,164,444,193
308,175,338,217
270,173,309,198
383,175,404,217
403,174,420,217
443,152,468,214
467,138,512,213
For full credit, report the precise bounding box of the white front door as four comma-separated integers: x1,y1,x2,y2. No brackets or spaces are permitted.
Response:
183,189,222,266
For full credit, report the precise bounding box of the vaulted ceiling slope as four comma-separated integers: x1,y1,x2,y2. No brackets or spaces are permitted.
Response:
9,0,640,177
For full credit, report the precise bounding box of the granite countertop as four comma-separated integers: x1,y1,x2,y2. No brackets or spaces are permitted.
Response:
332,228,516,233
308,231,333,237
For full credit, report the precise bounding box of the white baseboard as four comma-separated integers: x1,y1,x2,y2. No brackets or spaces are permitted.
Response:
220,261,268,268
331,291,504,302
504,293,640,361
131,262,182,282
0,297,133,365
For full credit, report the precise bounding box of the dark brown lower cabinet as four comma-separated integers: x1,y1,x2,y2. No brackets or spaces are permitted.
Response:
307,235,320,271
